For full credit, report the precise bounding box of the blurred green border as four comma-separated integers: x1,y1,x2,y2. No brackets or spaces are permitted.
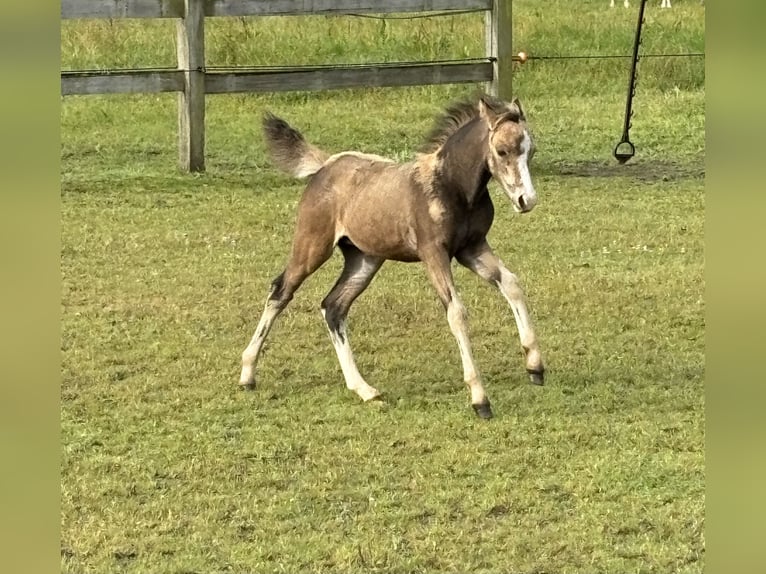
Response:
706,1,766,573
0,2,61,571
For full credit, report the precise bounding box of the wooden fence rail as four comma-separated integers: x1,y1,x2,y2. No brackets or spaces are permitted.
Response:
61,0,512,172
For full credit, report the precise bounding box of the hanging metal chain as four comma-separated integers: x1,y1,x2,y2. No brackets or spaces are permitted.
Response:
614,0,648,164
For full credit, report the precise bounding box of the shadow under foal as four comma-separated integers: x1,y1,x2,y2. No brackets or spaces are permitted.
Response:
239,95,545,419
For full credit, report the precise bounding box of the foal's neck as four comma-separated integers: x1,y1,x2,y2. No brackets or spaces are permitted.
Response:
436,118,491,207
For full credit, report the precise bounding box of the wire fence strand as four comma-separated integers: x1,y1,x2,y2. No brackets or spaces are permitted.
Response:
61,52,704,76
345,10,485,20
528,53,704,61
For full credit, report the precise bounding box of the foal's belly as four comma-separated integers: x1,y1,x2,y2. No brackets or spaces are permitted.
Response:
341,219,421,262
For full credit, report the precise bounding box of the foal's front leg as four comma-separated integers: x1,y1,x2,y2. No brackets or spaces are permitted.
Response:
457,240,545,385
421,248,492,419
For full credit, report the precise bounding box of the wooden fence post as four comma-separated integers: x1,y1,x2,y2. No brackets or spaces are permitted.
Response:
176,0,205,172
485,0,513,99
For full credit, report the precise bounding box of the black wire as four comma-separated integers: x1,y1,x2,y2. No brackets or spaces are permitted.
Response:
61,66,179,75
345,10,485,20
61,58,494,76
528,53,704,60
206,57,491,72
60,53,706,76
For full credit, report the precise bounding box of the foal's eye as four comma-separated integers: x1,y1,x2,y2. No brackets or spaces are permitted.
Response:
496,149,509,158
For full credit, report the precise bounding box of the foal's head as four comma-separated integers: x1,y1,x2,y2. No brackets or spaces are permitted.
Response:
479,96,538,213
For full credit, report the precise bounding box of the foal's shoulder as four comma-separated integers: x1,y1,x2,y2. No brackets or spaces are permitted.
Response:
410,152,441,197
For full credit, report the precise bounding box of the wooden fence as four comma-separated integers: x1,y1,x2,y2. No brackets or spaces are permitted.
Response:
61,0,513,172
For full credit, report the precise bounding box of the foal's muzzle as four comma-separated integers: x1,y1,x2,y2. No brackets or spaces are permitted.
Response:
513,191,538,213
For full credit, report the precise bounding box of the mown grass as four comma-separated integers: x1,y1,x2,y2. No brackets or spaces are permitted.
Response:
61,1,705,572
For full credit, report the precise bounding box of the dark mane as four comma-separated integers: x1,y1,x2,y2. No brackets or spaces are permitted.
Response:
419,94,521,154
419,98,482,154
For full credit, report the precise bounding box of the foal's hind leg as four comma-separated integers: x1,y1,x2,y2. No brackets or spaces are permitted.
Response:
239,231,334,390
321,241,384,402
420,247,492,419
457,240,545,385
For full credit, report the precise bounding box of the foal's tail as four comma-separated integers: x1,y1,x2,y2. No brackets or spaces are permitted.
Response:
262,113,329,179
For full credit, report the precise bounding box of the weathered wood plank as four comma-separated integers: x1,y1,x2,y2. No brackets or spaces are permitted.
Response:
206,0,491,17
485,0,512,98
62,0,183,19
62,0,491,19
205,62,492,94
61,71,184,95
176,0,206,172
61,62,492,95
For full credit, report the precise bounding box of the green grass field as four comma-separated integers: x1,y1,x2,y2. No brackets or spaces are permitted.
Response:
61,1,705,572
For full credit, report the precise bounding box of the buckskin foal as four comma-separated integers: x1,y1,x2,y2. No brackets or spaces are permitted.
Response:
239,94,545,419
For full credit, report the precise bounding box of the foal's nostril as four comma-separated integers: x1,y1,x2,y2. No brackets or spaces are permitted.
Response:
518,195,527,211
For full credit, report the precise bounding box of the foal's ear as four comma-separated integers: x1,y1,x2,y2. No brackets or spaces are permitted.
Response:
510,98,526,121
479,95,505,127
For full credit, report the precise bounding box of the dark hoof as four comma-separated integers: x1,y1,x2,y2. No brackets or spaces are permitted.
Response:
527,369,545,386
367,394,387,408
239,382,256,391
472,402,493,419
